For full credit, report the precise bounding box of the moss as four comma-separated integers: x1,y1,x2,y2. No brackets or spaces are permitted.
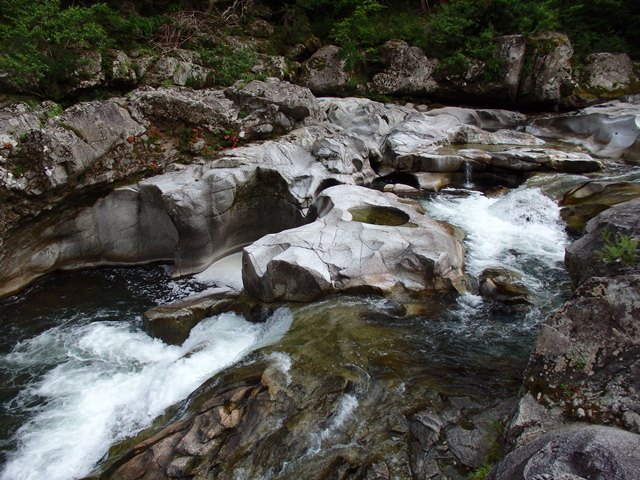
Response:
348,206,410,226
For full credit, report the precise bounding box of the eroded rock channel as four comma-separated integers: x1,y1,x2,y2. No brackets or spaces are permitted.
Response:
1,81,639,479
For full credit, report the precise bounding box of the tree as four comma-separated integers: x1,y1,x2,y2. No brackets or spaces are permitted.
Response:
0,0,113,97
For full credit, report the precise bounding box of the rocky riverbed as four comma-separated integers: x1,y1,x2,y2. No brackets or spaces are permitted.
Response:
1,79,639,479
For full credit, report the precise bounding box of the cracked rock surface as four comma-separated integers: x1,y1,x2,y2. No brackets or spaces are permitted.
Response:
243,185,470,302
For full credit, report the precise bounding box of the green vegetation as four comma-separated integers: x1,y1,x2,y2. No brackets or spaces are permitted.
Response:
597,230,638,266
0,0,168,98
469,463,493,480
196,44,260,86
274,0,640,77
1,0,638,100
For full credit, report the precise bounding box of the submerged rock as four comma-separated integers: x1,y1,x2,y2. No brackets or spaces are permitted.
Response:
144,287,240,345
479,267,533,306
243,185,470,302
90,296,520,480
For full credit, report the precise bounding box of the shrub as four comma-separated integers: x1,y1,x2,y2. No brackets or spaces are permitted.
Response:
597,230,638,266
0,0,115,97
196,44,259,86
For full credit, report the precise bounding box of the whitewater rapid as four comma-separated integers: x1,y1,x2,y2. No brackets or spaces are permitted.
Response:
1,309,292,480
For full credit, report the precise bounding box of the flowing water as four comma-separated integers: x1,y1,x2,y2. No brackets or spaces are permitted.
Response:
0,184,572,479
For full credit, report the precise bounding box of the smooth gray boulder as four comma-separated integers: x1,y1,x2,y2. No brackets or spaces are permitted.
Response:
321,96,413,135
527,97,640,158
478,148,601,173
0,119,377,296
226,77,324,124
242,185,470,302
0,185,178,297
490,425,640,480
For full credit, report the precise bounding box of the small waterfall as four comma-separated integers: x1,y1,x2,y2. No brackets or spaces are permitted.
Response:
463,160,474,189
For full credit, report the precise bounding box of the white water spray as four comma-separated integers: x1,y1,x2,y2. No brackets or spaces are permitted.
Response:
1,309,292,480
424,187,568,284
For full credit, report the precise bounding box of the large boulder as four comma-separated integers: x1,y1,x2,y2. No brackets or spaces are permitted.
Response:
560,179,640,234
0,118,378,296
2,99,146,196
484,35,527,102
320,96,413,145
565,198,640,285
505,274,640,450
519,32,574,107
140,50,212,88
299,45,350,95
129,87,237,129
581,52,637,92
226,77,324,130
242,185,470,302
490,425,640,480
370,40,440,96
527,96,640,159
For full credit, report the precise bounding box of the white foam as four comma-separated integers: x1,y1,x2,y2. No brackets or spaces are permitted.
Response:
1,309,292,480
424,187,568,286
266,352,293,386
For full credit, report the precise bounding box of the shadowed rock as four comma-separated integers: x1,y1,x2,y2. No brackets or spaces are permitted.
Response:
490,425,640,480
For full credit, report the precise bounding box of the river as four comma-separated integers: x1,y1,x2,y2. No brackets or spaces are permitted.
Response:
0,184,572,479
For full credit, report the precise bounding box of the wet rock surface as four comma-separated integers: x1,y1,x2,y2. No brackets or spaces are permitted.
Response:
479,267,533,307
143,287,241,345
1,77,640,480
494,170,639,479
527,96,640,158
89,297,520,480
506,274,640,450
